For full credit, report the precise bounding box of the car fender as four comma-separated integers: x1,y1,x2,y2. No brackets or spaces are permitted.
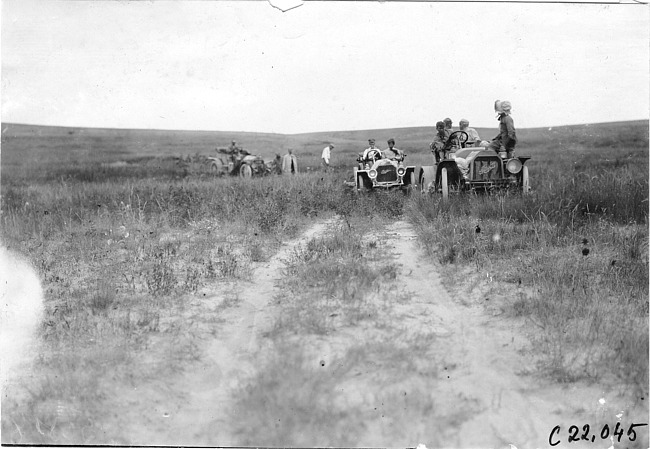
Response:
419,165,437,186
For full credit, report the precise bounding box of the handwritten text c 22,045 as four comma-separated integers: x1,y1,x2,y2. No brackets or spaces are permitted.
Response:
549,422,648,446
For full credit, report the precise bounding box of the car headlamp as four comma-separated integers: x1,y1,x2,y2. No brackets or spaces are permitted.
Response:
506,159,523,174
397,167,406,176
369,169,378,179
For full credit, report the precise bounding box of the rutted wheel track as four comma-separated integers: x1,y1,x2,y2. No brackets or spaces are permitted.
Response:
102,219,335,445
101,217,645,447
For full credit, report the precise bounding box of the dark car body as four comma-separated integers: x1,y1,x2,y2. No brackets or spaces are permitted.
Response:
419,146,530,199
208,148,274,177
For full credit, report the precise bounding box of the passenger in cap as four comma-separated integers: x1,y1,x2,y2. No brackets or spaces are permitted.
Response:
382,138,403,160
488,100,517,158
443,118,454,132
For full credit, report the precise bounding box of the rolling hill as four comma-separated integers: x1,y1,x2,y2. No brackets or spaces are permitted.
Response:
1,120,648,171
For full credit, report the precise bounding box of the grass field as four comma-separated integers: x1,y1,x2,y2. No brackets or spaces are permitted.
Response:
1,120,648,444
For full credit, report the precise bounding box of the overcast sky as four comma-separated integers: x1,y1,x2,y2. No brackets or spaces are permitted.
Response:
2,0,648,134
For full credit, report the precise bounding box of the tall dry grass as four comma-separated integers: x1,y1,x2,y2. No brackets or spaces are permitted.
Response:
0,157,346,443
407,143,648,395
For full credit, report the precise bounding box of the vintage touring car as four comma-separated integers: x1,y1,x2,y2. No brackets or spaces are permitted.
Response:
353,148,417,193
208,148,277,178
420,131,531,200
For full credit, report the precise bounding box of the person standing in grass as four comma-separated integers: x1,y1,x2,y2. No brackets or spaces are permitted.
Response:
488,100,517,158
282,148,299,174
321,143,334,171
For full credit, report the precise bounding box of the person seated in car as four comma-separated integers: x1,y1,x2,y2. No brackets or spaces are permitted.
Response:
459,119,481,146
430,121,451,163
382,138,403,160
362,139,382,160
444,117,454,131
228,140,240,154
227,140,249,163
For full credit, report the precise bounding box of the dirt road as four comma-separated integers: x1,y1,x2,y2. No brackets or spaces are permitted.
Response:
378,221,636,448
103,218,645,447
101,219,335,445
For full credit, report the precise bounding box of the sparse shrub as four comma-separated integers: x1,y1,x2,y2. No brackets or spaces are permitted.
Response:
217,253,239,277
247,241,266,262
146,259,177,296
89,280,116,315
257,197,287,233
183,266,201,293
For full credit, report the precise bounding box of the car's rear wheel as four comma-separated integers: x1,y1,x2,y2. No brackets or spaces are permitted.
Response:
356,174,364,193
441,168,449,201
419,166,436,194
210,160,223,176
419,173,428,193
404,171,415,195
522,166,530,194
240,163,253,178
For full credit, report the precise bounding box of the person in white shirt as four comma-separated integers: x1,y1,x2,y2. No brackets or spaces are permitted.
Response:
459,119,481,144
362,139,381,160
321,143,334,170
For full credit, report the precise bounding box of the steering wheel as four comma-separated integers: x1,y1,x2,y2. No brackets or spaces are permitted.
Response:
447,131,469,149
367,149,382,161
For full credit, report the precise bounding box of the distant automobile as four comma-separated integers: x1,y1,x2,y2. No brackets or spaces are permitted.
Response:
353,148,416,193
207,148,277,178
420,131,531,200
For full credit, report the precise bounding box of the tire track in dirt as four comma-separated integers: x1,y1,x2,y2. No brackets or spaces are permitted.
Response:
381,220,643,448
104,217,644,447
105,218,335,446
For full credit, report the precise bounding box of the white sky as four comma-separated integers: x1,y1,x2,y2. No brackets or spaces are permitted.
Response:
2,0,648,133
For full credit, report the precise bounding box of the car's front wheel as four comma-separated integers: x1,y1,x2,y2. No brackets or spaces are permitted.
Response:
404,171,415,195
356,174,367,193
522,166,530,194
210,160,224,176
419,166,436,194
441,168,449,201
239,163,253,178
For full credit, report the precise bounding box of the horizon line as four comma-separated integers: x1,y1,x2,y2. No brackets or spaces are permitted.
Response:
2,119,649,136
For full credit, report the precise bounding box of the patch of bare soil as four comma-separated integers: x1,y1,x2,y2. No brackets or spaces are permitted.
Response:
375,221,646,448
98,219,334,445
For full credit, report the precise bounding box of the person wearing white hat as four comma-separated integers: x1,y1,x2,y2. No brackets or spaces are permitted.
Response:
488,100,517,158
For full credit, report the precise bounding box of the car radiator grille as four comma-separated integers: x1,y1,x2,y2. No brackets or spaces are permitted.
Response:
473,159,501,180
376,166,398,182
